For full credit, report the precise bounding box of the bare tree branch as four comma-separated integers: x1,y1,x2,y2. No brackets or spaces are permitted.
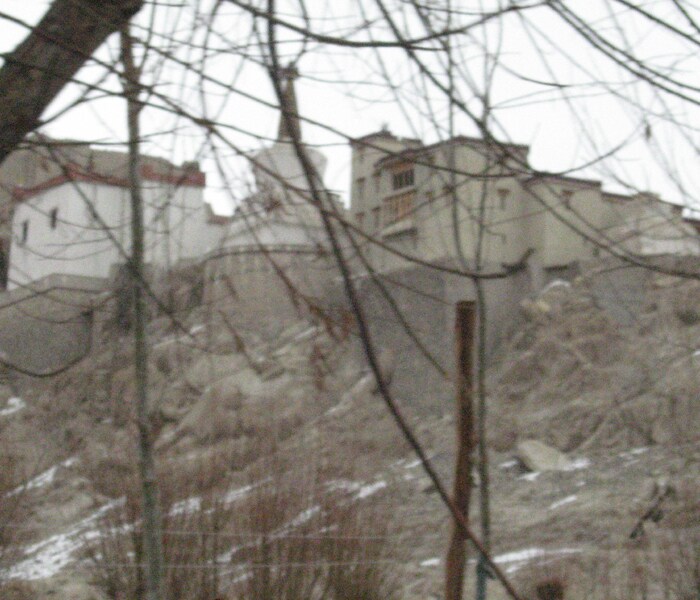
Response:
0,0,145,164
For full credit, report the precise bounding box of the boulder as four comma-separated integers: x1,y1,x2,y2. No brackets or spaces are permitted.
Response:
520,298,552,321
151,337,195,375
183,353,248,389
174,385,243,445
516,439,573,472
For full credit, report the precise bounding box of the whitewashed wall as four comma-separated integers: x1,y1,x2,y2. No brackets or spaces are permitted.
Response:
9,180,208,289
253,142,327,194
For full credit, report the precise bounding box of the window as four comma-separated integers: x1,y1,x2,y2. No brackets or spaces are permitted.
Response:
49,208,59,229
384,191,414,225
391,167,414,190
264,195,282,212
20,220,29,245
355,177,366,202
373,174,381,195
497,188,510,210
356,211,365,227
561,189,574,208
372,206,381,228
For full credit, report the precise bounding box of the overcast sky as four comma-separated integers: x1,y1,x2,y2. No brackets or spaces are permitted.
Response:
2,1,698,214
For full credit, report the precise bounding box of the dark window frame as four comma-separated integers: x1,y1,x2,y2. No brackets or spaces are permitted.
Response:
391,167,415,191
20,220,29,245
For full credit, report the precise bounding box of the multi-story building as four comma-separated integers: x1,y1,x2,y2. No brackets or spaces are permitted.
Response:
348,129,699,277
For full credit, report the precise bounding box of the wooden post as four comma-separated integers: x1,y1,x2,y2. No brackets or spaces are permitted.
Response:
445,301,476,600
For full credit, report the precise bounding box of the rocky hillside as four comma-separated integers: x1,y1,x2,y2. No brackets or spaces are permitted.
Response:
0,262,698,599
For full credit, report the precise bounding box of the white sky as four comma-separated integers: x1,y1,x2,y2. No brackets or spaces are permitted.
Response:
1,0,698,214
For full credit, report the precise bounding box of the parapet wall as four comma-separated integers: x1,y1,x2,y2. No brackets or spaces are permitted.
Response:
326,260,534,412
0,274,102,375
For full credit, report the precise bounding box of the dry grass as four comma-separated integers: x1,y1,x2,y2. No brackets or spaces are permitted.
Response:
0,580,34,599
0,446,34,578
85,456,399,600
518,526,700,600
84,453,236,599
227,471,399,600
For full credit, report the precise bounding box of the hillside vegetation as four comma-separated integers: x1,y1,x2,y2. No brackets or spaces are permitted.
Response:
0,261,698,599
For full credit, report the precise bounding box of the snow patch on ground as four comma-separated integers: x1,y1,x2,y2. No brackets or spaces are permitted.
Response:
519,458,590,481
169,482,256,518
293,326,318,342
420,557,440,567
355,480,387,500
3,498,123,581
0,397,25,417
221,482,258,504
494,547,582,573
325,478,388,500
499,459,518,469
541,279,571,294
8,457,77,497
619,447,649,459
326,479,361,493
549,495,577,510
286,506,321,529
324,400,348,417
169,496,202,516
403,455,436,470
565,457,591,471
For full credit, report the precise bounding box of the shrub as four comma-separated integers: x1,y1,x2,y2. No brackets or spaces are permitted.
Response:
85,459,399,600
84,455,235,600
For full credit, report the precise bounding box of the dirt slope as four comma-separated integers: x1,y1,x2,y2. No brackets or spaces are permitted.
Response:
0,263,698,599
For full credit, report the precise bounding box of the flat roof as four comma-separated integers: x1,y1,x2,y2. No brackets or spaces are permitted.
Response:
374,135,530,169
525,173,602,189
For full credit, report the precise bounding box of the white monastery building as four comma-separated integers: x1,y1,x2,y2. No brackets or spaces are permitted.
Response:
8,151,210,290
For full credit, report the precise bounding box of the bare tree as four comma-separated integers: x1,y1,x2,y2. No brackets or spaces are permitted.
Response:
121,27,165,600
0,2,699,599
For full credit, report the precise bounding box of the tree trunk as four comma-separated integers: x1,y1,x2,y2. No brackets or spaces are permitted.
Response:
121,27,165,600
0,0,144,164
445,301,475,600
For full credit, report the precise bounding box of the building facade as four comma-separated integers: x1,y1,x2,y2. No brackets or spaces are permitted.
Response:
348,129,699,275
8,151,210,289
